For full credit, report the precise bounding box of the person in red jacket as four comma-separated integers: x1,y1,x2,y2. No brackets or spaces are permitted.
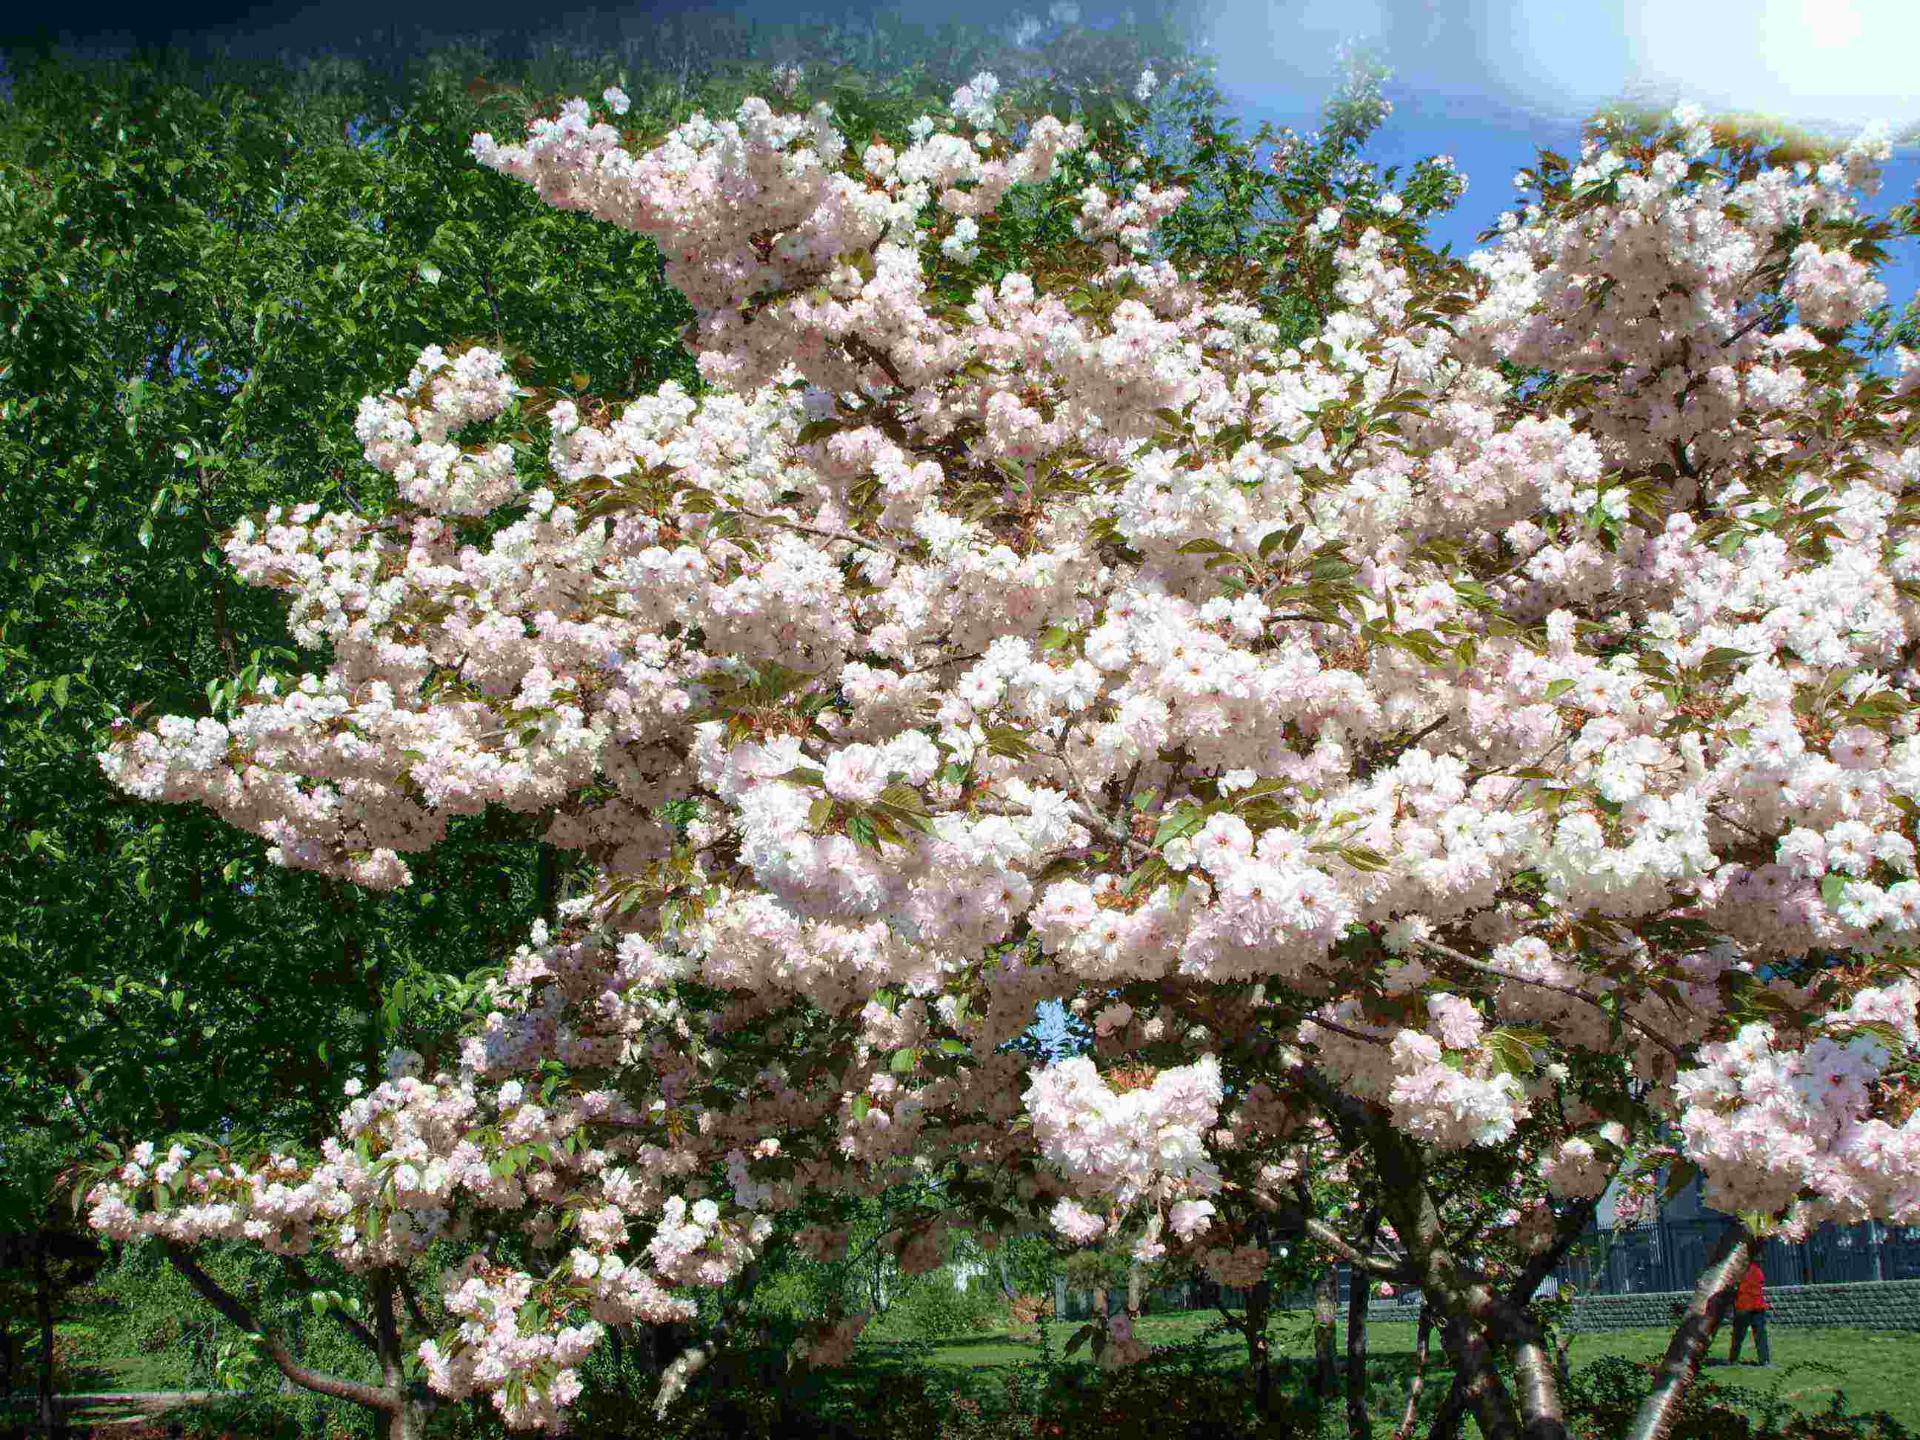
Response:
1728,1259,1773,1366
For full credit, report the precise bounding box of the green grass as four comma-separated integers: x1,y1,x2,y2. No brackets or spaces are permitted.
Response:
6,1319,197,1396
22,1308,1920,1437
851,1311,1920,1435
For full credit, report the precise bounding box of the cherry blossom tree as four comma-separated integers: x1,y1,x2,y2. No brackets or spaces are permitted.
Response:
79,56,1920,1440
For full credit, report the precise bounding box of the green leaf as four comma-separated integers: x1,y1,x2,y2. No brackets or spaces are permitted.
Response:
1821,873,1850,909
417,260,442,284
1152,804,1207,850
1544,678,1576,701
890,1047,918,1074
1661,1160,1699,1205
1258,522,1304,559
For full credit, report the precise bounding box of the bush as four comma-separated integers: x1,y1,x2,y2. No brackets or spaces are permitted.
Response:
1562,1355,1919,1440
1008,1292,1053,1340
870,1273,1007,1342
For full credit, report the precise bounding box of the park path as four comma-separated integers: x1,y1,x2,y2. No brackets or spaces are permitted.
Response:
2,1390,245,1422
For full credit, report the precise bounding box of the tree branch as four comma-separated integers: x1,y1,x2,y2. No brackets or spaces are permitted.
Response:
396,1271,432,1338
1506,1190,1607,1312
1624,1220,1757,1440
726,505,917,562
163,1242,399,1416
1282,1182,1417,1281
1052,719,1149,860
654,1259,761,1419
1414,938,1685,1061
1393,1303,1435,1440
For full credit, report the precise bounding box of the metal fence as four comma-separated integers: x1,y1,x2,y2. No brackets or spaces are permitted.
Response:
1054,1218,1920,1321
1548,1217,1920,1297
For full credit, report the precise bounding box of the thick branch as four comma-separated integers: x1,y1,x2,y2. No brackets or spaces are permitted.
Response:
1282,1183,1418,1281
1506,1190,1607,1311
371,1269,403,1396
1623,1220,1756,1440
654,1260,760,1420
1513,1327,1567,1440
1448,1316,1521,1440
163,1242,399,1416
1393,1303,1435,1440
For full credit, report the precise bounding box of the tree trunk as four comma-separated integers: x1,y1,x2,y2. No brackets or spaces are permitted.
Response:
369,1270,434,1440
1312,1262,1339,1402
1624,1222,1757,1440
1127,1262,1144,1320
1247,1269,1274,1412
2,1321,15,1412
1392,1304,1434,1440
34,1235,59,1439
1346,1264,1372,1440
1445,1314,1522,1440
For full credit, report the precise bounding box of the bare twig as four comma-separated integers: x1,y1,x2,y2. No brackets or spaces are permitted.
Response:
726,505,916,562
1053,718,1149,860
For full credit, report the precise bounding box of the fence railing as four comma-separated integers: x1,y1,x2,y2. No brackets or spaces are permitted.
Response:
1053,1218,1920,1322
1548,1217,1920,1298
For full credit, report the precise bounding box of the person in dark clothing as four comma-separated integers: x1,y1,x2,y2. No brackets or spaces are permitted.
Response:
1728,1259,1772,1366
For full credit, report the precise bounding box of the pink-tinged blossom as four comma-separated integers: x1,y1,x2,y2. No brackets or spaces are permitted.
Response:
82,86,1920,1431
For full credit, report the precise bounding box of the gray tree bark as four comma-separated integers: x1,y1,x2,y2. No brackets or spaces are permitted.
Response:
1624,1222,1757,1440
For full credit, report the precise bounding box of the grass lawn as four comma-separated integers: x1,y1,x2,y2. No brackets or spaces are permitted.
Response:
18,1309,1919,1437
5,1319,196,1398
854,1310,1920,1434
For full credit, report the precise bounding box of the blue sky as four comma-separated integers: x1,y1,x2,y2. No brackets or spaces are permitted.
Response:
1182,0,1920,346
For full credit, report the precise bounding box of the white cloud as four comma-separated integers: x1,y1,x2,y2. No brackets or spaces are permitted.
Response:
1203,0,1917,135
1629,0,1918,132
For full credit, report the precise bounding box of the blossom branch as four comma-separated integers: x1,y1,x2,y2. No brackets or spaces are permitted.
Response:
1413,938,1686,1062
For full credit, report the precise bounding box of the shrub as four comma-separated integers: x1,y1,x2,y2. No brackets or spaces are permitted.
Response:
871,1272,1008,1342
